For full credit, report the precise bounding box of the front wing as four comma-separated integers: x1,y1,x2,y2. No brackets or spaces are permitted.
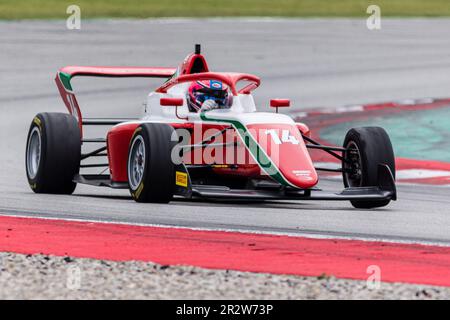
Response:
179,164,397,202
74,164,396,203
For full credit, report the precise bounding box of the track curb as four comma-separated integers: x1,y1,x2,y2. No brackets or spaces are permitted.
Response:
2,215,450,287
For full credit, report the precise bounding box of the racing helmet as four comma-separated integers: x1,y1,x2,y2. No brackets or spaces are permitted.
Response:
187,80,232,112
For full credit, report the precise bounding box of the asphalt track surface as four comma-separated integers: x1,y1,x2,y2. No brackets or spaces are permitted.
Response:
1,19,449,245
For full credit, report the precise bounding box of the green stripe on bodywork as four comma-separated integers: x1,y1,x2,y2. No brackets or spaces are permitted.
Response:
58,72,73,91
200,112,291,186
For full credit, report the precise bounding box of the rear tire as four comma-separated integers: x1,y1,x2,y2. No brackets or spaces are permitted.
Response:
25,113,81,194
127,123,177,203
342,127,395,209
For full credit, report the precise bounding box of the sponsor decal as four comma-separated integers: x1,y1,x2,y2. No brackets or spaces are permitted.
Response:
292,170,311,176
292,170,313,181
134,183,144,199
210,80,222,89
33,117,41,128
176,171,188,187
132,127,143,140
211,164,229,168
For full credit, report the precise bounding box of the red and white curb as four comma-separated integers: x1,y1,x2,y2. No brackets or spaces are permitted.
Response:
291,98,450,118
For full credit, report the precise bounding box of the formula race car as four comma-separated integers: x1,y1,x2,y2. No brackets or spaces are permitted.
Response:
25,45,396,208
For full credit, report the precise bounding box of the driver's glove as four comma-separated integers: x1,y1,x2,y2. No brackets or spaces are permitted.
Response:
200,99,219,112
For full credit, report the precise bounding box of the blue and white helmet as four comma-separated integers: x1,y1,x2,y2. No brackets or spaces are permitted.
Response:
187,80,232,112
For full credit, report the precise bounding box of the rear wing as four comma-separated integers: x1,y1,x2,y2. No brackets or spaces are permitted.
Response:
55,66,176,136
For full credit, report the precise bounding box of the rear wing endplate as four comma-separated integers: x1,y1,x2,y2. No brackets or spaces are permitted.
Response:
55,66,176,136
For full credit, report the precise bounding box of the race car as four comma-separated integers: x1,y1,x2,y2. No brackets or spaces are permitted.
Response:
25,45,396,208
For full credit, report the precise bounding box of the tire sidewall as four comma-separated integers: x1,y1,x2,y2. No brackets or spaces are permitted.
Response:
26,114,48,192
128,127,148,200
342,127,395,209
25,113,81,194
127,123,177,203
343,127,395,188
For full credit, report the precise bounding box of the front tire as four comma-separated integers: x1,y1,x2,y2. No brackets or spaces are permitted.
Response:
25,113,81,194
342,127,395,209
127,123,177,203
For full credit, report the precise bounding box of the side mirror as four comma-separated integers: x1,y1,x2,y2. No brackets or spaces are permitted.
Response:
160,97,184,106
270,99,290,113
160,97,186,120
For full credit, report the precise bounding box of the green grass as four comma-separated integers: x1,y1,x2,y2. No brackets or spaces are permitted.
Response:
1,0,450,19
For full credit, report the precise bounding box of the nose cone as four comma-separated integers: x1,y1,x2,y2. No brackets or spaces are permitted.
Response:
246,123,318,189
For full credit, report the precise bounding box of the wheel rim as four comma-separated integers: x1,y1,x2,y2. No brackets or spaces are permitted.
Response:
344,141,363,187
128,136,146,190
26,127,41,180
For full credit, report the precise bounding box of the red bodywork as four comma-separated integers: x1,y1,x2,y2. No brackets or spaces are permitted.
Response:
107,123,140,182
107,121,312,184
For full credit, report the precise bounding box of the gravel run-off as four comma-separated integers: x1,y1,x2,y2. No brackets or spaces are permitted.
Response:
0,252,449,300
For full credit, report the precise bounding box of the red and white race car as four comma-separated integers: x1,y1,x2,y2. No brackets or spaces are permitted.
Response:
26,45,396,208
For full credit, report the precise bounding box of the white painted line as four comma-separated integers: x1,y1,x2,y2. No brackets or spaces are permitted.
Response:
288,98,440,118
335,105,364,113
396,169,450,180
0,212,449,248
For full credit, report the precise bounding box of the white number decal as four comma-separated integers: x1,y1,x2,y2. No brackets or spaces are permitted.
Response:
265,129,299,145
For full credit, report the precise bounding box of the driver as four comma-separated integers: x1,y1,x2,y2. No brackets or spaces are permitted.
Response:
187,80,232,112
